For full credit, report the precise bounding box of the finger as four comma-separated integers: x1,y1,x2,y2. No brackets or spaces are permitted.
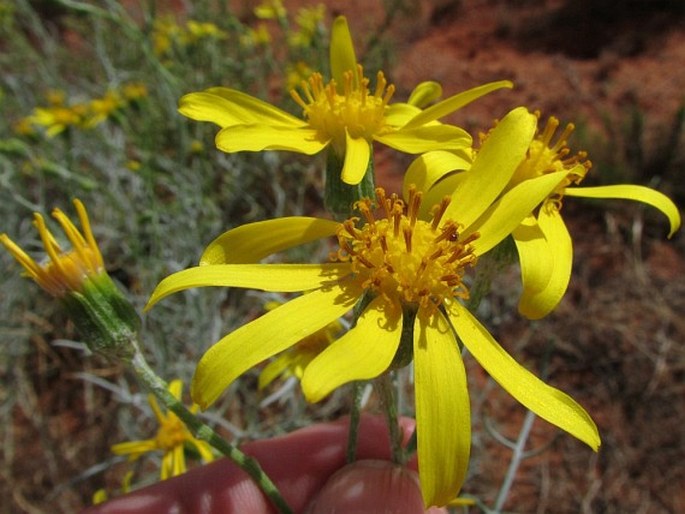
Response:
306,460,447,514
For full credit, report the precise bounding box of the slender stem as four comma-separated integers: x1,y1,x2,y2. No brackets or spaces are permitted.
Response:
492,408,537,512
129,344,293,514
377,372,404,465
346,381,364,464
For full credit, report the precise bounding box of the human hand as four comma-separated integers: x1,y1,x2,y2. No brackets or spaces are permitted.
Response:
82,415,447,514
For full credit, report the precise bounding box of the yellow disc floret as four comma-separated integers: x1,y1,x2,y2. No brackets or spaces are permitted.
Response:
290,65,395,154
511,114,592,207
333,188,478,313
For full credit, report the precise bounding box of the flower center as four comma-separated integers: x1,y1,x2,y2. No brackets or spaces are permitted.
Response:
511,115,592,206
332,188,479,313
155,415,189,450
290,65,395,154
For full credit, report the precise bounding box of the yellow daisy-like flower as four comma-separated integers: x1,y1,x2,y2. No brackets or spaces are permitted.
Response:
258,300,343,390
111,379,214,480
27,104,86,137
408,113,681,319
147,108,599,507
2,199,140,358
254,0,287,20
1,199,104,298
178,15,512,185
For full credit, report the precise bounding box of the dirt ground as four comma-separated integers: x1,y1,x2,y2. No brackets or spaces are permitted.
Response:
5,1,685,512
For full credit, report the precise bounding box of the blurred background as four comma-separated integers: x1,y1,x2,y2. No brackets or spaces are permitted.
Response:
1,0,683,512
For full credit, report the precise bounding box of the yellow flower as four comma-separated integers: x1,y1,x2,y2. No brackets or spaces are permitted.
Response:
258,300,343,390
146,108,599,507
288,5,325,48
2,200,140,357
27,105,84,137
285,61,313,91
121,82,148,101
184,20,226,43
111,380,214,480
409,113,681,319
85,90,124,128
254,0,286,20
178,16,512,185
239,23,272,47
1,199,105,298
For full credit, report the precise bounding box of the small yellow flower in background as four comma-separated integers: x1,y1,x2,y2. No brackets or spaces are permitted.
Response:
178,15,511,185
121,82,148,102
111,380,214,480
125,159,142,172
1,200,140,358
45,88,67,106
12,116,36,137
27,104,85,137
152,16,182,56
254,0,287,21
285,61,313,91
147,107,600,507
85,90,124,128
189,139,205,154
184,20,226,44
239,23,272,47
408,112,681,319
288,5,325,48
258,300,343,390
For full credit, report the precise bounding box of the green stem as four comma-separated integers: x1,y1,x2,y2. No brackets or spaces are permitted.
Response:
377,371,404,465
346,381,365,464
129,343,293,514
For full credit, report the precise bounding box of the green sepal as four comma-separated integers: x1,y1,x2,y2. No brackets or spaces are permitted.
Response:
61,273,140,361
324,147,376,219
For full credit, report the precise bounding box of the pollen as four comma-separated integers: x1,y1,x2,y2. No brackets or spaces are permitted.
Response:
332,187,479,313
290,64,395,154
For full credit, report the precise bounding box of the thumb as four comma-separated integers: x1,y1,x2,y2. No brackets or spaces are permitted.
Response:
305,460,447,514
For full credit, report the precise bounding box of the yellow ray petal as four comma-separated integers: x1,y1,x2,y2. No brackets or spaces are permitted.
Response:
407,81,443,108
341,132,371,185
375,125,472,153
513,215,552,314
111,439,158,457
201,217,340,265
193,440,215,463
258,352,298,390
467,170,570,255
518,207,572,319
330,16,358,89
146,263,352,310
447,301,601,450
216,124,327,154
179,88,305,127
192,283,359,408
384,103,422,127
565,184,681,238
301,296,402,402
167,379,184,400
402,80,513,130
414,311,470,507
445,106,537,228
403,150,472,201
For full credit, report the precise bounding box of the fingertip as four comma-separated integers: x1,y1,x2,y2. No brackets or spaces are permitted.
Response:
306,460,431,514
